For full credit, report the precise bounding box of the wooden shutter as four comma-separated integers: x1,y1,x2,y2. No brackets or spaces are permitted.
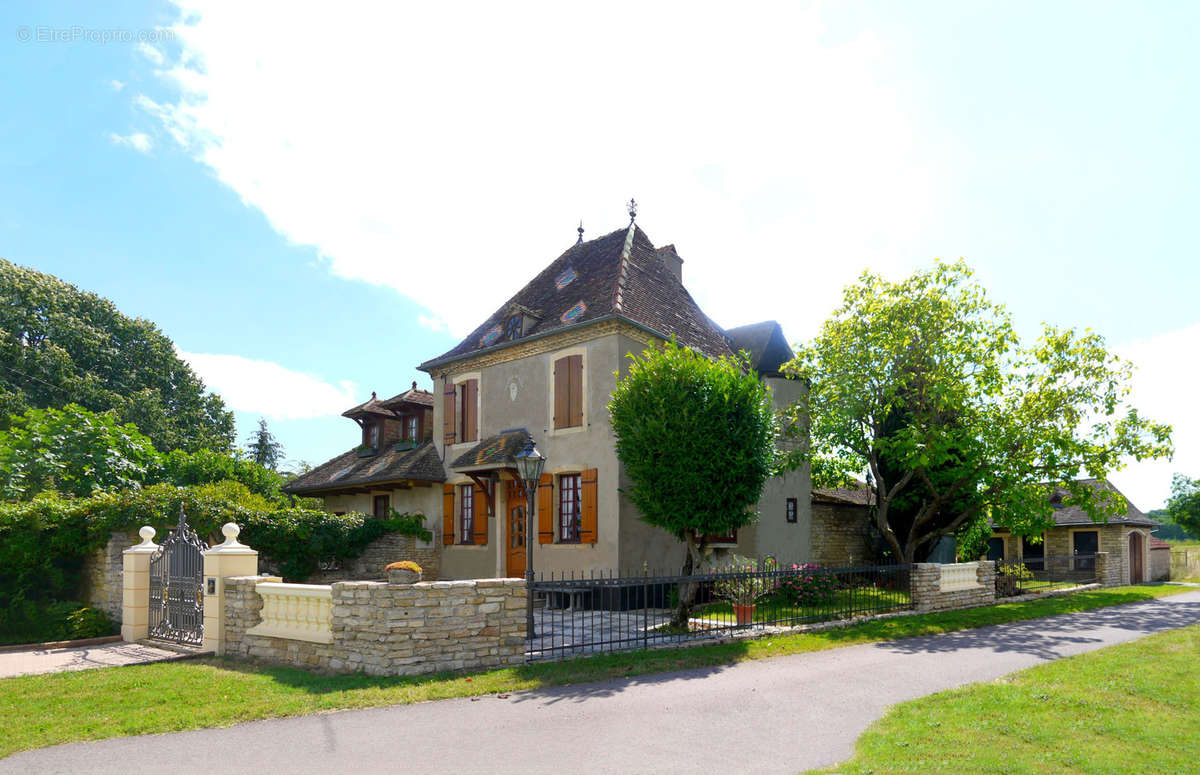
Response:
442,484,455,545
461,379,478,443
553,357,569,429
473,481,489,545
442,382,457,445
537,473,554,544
580,468,598,544
567,354,583,428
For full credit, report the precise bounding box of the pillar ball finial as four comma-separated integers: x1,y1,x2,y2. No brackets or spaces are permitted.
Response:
139,526,156,541
222,522,240,540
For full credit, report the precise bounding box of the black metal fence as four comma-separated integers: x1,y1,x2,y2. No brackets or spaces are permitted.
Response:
526,562,911,662
995,555,1097,597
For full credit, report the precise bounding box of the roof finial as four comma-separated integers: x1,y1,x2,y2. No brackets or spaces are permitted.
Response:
576,220,584,244
411,380,417,391
627,198,637,224
371,391,376,400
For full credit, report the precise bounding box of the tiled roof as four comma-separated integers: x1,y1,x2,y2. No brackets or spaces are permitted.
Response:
726,320,795,375
813,481,874,506
283,440,445,495
341,392,397,419
1149,536,1172,550
379,385,434,409
449,429,530,470
1048,478,1157,527
419,223,735,370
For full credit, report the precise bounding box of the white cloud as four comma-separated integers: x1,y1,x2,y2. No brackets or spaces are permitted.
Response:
177,349,360,420
136,41,164,64
109,79,125,91
1108,322,1200,510
144,1,939,343
109,132,153,153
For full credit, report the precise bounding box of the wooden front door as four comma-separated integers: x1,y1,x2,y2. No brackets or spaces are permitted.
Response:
1129,532,1144,583
506,480,526,578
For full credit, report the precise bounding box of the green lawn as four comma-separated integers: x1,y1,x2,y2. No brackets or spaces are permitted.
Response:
0,584,1191,759
693,586,910,625
811,623,1200,774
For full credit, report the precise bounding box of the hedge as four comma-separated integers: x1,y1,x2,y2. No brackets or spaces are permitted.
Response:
0,481,431,617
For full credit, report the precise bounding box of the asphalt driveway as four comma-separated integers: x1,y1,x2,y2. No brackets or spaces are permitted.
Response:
5,589,1199,775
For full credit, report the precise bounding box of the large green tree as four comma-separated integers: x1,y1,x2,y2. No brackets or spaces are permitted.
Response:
609,339,777,628
785,260,1172,564
245,417,284,471
1166,474,1200,538
0,259,234,452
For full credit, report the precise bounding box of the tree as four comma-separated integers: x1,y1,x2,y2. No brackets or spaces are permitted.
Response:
245,417,284,471
0,259,235,452
1166,474,1200,538
0,404,159,499
784,260,1172,564
609,339,777,628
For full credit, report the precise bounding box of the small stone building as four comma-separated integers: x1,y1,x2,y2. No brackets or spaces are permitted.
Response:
810,484,874,567
988,478,1157,585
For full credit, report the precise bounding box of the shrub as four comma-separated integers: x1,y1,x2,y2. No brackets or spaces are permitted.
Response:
711,555,777,606
0,601,116,645
777,563,839,605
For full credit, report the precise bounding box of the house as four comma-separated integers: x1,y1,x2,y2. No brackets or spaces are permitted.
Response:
286,218,811,579
987,478,1157,585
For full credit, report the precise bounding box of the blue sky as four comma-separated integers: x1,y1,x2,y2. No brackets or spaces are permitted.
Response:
2,1,1196,507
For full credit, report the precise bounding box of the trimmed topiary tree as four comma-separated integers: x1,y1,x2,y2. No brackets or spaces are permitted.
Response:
608,338,777,629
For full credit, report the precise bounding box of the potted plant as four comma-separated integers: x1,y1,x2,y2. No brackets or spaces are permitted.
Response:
711,555,775,625
386,560,423,585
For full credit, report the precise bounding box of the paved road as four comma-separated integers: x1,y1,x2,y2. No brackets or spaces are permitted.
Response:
6,590,1199,775
0,641,182,678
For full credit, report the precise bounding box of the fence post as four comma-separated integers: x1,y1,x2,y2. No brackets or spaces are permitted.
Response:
910,563,941,613
1094,552,1109,587
121,527,158,642
201,523,259,655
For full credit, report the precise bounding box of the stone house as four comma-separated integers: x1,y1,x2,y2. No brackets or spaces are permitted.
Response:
285,218,812,579
987,478,1157,585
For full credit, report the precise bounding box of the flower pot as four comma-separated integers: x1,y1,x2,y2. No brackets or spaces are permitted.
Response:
733,603,756,626
388,568,421,585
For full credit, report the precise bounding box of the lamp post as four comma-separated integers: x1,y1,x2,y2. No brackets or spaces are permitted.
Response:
513,436,546,640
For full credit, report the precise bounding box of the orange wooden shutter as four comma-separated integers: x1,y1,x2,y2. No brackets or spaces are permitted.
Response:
580,468,598,544
567,355,583,427
553,357,569,429
442,484,455,545
537,473,554,544
442,383,457,445
473,481,489,545
462,379,478,442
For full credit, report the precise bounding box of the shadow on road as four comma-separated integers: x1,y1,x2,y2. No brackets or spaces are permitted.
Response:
876,598,1200,660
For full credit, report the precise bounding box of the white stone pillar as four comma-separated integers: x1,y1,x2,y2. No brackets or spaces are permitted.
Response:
201,523,259,655
121,526,158,642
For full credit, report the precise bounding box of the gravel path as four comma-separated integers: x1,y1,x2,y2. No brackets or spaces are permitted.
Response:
5,590,1199,774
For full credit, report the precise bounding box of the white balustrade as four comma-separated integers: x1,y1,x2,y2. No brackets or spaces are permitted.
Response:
246,582,334,644
939,562,981,592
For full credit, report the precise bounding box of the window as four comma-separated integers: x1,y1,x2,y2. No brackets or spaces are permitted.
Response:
1021,535,1045,570
404,414,418,441
459,484,474,544
1073,530,1098,571
559,473,581,542
373,494,389,520
986,537,1005,561
459,379,478,443
786,498,798,523
365,422,379,449
553,354,583,429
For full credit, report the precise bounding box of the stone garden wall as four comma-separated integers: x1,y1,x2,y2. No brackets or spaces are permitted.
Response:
82,531,135,620
222,576,525,676
810,502,873,567
911,561,996,613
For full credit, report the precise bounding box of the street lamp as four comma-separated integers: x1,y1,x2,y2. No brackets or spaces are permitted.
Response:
512,436,546,640
513,438,546,640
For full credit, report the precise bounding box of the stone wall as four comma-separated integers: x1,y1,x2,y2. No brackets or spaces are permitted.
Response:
223,576,525,676
810,502,873,567
82,531,135,620
1149,548,1170,582
911,561,995,613
301,531,440,584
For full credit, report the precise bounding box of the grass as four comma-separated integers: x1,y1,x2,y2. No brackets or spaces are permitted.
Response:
0,584,1192,759
693,586,910,625
810,623,1200,774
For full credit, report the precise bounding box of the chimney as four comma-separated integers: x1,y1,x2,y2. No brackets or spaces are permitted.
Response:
656,244,683,283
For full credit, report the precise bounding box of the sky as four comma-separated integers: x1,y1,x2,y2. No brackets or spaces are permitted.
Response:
1,1,1196,508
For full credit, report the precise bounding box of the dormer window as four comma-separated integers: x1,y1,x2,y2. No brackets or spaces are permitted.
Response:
505,314,522,341
365,422,379,449
404,414,418,442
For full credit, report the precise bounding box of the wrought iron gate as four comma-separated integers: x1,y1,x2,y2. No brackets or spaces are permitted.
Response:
148,507,209,645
